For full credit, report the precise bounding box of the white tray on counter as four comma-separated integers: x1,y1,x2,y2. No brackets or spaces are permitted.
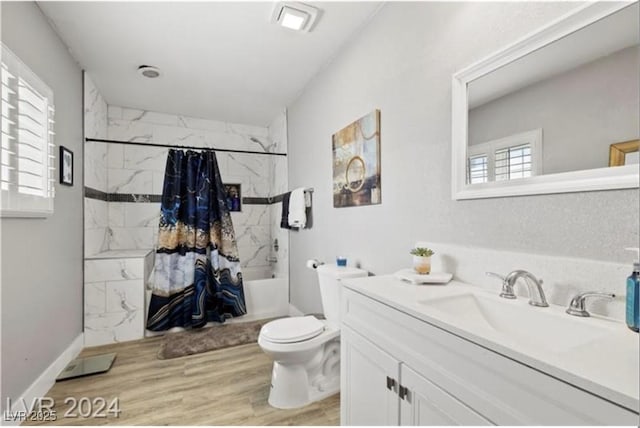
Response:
394,269,453,285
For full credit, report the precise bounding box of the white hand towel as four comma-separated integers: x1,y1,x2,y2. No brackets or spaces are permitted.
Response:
288,187,307,229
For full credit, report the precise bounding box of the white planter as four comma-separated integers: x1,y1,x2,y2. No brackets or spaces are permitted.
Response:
412,255,432,275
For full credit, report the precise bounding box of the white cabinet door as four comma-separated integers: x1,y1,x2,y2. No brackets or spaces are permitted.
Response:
400,365,492,426
341,327,401,426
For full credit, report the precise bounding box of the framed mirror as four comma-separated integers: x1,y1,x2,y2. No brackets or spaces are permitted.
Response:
452,2,639,200
609,139,640,166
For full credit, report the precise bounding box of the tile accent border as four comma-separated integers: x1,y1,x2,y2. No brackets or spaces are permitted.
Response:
242,193,286,205
84,187,286,205
84,187,108,201
111,193,162,203
84,187,161,203
242,197,271,205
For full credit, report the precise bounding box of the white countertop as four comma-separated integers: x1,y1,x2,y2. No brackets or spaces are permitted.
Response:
342,275,639,412
85,249,153,260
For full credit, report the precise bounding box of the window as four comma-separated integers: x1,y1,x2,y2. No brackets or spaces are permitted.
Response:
467,129,542,184
1,43,55,217
495,144,532,181
468,154,488,184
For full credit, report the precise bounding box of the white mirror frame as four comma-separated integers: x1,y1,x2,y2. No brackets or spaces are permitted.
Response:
451,2,639,200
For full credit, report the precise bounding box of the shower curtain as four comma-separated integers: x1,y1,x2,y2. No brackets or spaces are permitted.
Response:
146,149,246,331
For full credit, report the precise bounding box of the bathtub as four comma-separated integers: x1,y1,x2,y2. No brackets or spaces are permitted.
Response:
242,266,275,281
236,276,289,322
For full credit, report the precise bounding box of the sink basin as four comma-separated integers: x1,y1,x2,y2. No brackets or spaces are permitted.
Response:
418,293,612,353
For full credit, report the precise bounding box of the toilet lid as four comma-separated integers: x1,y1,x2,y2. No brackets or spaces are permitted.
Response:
261,316,325,343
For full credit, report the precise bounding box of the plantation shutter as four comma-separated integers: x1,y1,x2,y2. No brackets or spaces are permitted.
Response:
1,43,55,217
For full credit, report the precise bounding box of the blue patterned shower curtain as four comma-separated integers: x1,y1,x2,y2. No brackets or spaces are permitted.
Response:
146,149,246,331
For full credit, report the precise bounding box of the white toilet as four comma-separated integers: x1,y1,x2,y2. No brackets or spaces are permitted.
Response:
258,264,367,409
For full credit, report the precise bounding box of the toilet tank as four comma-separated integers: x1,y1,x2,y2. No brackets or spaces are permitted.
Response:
316,265,367,326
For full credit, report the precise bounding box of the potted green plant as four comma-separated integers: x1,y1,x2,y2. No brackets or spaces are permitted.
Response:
410,247,435,274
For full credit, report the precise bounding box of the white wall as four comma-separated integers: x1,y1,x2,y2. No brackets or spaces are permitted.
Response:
287,2,639,314
1,1,83,406
469,46,639,174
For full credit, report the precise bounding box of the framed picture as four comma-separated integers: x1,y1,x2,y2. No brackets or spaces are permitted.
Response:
224,183,242,212
60,146,73,186
332,110,381,208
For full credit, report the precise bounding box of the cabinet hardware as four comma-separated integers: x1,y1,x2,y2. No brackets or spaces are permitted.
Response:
386,376,396,391
399,385,410,401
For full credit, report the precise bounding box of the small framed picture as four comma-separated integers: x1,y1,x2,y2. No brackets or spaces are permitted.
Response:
60,146,73,186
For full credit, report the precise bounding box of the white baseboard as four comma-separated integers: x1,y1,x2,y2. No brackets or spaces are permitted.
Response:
4,333,83,426
289,303,304,317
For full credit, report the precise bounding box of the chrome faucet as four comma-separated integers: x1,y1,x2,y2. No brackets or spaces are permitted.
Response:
486,270,549,307
566,292,615,317
486,271,516,299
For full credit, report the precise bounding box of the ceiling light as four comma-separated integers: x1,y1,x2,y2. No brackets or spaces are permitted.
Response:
272,2,320,33
281,8,307,31
137,65,161,79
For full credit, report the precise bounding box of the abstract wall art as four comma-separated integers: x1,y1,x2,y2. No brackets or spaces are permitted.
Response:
332,110,381,208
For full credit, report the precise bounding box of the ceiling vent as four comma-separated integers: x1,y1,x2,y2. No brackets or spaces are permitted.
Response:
271,2,320,32
137,65,161,79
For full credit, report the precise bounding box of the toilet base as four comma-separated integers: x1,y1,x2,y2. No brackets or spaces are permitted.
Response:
267,339,341,409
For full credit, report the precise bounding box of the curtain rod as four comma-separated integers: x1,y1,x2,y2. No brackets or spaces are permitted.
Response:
85,138,287,157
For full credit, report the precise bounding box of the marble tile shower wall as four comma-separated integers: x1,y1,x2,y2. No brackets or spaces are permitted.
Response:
103,106,284,274
84,75,109,257
268,112,289,279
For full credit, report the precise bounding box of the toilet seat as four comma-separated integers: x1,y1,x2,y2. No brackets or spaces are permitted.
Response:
261,316,325,343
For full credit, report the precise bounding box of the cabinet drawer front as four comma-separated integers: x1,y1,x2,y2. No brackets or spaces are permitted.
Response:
342,288,638,425
400,365,492,426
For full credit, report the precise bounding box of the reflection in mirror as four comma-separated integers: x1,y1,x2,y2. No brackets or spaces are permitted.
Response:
466,3,639,186
609,139,640,167
625,151,640,165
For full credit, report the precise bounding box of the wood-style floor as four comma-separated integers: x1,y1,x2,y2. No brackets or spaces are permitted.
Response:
24,337,339,426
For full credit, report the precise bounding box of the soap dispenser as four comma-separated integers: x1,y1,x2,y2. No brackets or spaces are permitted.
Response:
625,248,640,332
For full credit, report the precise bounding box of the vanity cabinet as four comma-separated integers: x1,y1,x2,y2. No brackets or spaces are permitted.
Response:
399,365,491,426
341,327,399,425
340,286,639,426
341,326,491,426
